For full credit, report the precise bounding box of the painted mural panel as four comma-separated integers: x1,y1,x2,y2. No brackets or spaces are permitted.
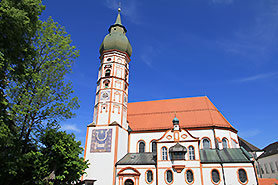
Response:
90,129,112,152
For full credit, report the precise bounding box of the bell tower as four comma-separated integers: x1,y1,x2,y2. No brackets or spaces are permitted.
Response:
83,8,132,185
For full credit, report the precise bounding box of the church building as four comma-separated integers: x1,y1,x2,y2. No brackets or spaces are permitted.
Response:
82,9,259,185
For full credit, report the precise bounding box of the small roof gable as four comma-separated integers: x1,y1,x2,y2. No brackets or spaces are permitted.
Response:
127,96,236,132
116,153,156,165
238,137,261,152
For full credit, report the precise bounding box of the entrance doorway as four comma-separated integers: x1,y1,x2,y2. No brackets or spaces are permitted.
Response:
124,179,134,185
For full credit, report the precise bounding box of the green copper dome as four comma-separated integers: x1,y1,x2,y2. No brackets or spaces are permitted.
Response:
99,9,132,57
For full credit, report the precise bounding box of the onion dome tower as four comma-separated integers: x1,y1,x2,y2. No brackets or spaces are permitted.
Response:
83,8,132,185
99,8,132,57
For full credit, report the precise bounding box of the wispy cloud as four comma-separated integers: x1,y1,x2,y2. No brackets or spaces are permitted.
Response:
140,45,161,67
61,124,81,133
217,1,278,63
239,129,261,138
234,72,277,83
103,0,141,24
211,0,234,4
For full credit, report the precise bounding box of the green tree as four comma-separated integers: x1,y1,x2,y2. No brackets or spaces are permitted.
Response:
41,128,88,184
0,0,44,127
0,17,88,184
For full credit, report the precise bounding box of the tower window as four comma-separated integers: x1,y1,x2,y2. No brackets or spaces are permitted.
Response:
202,138,210,149
105,69,111,77
222,138,228,149
189,146,195,160
211,169,220,184
124,70,128,81
162,147,168,160
166,170,173,183
138,141,145,153
238,169,247,183
146,170,153,183
103,80,110,88
186,170,194,184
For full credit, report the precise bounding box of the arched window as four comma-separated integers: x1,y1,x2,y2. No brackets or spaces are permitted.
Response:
139,141,145,153
124,179,134,185
151,141,157,154
105,69,111,77
189,146,195,160
166,170,173,183
146,170,153,183
203,138,210,149
211,169,220,184
222,138,228,149
162,147,168,160
186,170,194,184
238,169,247,183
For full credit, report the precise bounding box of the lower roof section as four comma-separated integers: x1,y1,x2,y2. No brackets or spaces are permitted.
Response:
116,152,156,165
127,96,236,132
200,148,252,163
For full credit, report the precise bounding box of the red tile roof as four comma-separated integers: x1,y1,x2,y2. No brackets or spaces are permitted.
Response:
258,178,278,185
127,96,236,132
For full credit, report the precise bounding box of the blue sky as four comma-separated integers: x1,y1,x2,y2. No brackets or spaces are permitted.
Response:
41,0,278,149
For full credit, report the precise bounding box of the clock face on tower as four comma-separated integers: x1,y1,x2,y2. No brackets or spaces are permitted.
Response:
90,129,112,152
100,90,110,101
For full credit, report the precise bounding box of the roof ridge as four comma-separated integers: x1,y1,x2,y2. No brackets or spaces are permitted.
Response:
128,108,218,116
128,96,207,104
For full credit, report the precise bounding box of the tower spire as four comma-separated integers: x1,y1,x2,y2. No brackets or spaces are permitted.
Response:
115,7,122,25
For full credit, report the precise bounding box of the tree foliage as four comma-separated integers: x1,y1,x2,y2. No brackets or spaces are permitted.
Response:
0,0,44,125
7,17,79,149
0,3,88,184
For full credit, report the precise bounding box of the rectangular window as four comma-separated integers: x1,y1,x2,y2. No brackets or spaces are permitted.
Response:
270,162,275,173
264,164,269,174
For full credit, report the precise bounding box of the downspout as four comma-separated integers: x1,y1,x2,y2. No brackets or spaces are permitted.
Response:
212,128,227,185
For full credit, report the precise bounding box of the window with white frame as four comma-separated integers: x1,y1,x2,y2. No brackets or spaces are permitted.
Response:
186,170,194,183
166,170,173,183
211,169,220,184
139,141,145,153
222,138,228,149
162,147,168,160
238,169,248,183
189,146,195,160
202,138,210,149
146,170,153,183
151,141,157,154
